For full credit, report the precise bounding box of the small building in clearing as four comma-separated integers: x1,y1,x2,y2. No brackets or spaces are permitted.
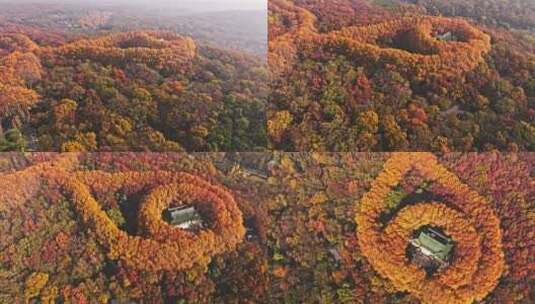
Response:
163,205,204,230
409,227,454,272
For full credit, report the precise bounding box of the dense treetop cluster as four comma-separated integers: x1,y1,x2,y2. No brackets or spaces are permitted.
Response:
269,0,535,152
0,33,41,138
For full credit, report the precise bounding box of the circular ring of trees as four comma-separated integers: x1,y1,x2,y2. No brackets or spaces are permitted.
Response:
138,183,244,245
270,0,491,77
269,0,316,40
385,203,482,289
55,31,196,72
321,16,491,76
62,170,245,272
355,153,504,303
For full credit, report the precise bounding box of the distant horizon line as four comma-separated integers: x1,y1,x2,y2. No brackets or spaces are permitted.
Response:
0,0,266,6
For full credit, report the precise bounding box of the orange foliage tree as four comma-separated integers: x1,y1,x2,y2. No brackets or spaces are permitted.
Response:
0,153,78,212
0,35,42,131
267,1,504,152
268,0,318,76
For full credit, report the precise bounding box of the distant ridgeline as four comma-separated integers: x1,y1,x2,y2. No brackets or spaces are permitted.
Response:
268,0,535,152
0,29,268,152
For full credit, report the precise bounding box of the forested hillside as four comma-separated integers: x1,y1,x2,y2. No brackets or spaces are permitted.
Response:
0,29,268,152
268,0,535,152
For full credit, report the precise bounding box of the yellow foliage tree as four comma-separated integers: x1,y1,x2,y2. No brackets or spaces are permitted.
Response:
268,110,293,144
24,272,49,302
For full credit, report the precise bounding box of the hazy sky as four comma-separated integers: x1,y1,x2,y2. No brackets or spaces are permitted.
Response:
0,0,266,11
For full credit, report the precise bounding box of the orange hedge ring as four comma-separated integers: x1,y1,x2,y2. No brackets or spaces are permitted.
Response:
0,157,245,272
356,153,504,304
52,31,196,72
384,203,481,291
269,1,491,78
61,170,245,272
138,183,242,243
320,16,491,77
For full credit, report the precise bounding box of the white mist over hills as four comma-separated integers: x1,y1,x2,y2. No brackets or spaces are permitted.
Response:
0,0,266,12
0,0,267,55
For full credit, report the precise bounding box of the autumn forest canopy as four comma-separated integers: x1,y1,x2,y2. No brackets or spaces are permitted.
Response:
268,0,535,152
1,0,535,152
0,1,534,304
0,3,268,152
0,152,532,303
